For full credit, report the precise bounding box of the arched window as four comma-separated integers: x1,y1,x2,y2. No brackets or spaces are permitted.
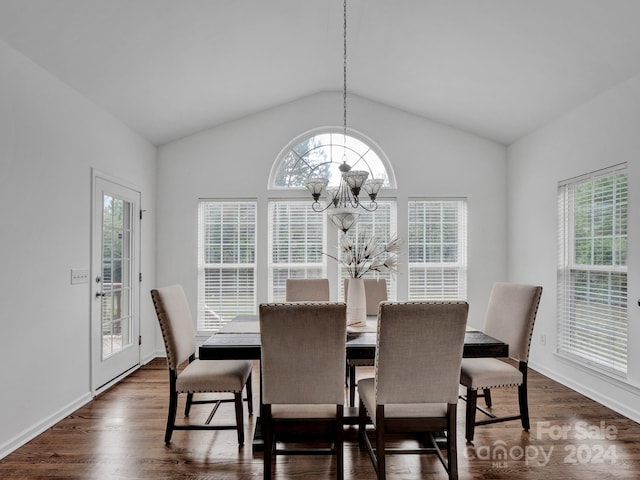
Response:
270,129,395,190
268,128,397,302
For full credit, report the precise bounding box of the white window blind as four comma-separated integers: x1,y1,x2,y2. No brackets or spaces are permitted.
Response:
197,200,257,331
338,201,397,301
268,200,326,302
408,199,467,300
557,165,627,375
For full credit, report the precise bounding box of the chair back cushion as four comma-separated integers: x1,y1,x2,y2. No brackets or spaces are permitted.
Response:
344,278,387,315
285,278,330,301
260,302,346,405
483,283,543,362
375,302,468,405
150,285,196,369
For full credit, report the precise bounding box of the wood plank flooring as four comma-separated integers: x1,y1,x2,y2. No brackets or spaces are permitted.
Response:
1,358,639,479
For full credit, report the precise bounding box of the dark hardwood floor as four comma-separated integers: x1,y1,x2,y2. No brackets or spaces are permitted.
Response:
2,358,639,479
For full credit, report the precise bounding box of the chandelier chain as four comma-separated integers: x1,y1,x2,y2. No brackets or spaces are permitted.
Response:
343,0,347,139
304,0,380,232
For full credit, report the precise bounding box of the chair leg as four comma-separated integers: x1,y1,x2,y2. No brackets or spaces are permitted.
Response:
345,362,349,387
358,398,367,448
447,404,458,480
246,372,254,415
336,405,344,480
518,362,530,431
263,405,273,480
465,388,478,442
165,372,179,445
234,391,245,445
184,392,194,416
349,365,356,407
376,405,386,480
483,388,492,408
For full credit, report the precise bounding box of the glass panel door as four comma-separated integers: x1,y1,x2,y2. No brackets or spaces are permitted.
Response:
92,176,140,392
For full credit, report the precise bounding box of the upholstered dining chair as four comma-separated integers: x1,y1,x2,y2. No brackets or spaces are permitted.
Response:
459,282,542,442
358,301,469,480
344,278,387,407
285,278,330,301
260,302,347,480
151,285,253,445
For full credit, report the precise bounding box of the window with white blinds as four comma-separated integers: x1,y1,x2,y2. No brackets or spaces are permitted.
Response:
197,200,257,331
337,201,397,301
408,199,467,300
268,200,326,302
557,165,627,376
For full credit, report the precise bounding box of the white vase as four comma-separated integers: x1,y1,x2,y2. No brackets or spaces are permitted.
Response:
346,277,367,327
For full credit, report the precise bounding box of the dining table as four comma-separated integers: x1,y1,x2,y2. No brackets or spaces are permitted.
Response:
199,314,509,360
198,313,509,450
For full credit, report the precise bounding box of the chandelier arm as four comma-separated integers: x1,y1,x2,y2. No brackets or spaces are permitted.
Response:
355,201,378,212
311,201,333,213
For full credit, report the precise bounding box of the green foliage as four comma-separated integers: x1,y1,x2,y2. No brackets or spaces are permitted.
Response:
572,173,627,267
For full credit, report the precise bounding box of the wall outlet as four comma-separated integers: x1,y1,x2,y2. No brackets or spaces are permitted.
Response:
71,268,89,284
540,334,547,346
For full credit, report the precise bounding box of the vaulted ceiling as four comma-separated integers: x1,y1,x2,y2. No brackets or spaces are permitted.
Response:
1,0,640,146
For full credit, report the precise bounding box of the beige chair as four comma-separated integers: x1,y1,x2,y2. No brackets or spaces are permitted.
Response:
151,285,253,445
344,278,387,407
459,282,542,442
260,302,347,480
285,278,330,301
358,301,469,480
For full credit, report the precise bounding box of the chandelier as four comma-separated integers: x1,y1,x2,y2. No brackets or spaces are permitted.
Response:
304,0,383,233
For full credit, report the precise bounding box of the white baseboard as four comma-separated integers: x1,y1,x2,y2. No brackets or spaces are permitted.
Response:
0,392,93,460
142,350,165,365
529,360,640,424
1,353,170,460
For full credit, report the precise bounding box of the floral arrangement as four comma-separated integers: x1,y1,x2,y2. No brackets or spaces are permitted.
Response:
326,231,401,278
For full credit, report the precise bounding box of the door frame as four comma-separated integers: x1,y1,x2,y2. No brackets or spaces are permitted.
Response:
90,169,142,395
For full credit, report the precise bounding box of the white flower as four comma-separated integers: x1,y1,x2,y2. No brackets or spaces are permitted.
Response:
327,231,400,278
370,256,398,276
344,249,353,265
384,234,401,254
340,233,354,252
363,236,384,259
368,258,386,271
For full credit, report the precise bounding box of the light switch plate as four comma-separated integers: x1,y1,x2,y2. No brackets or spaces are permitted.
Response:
71,268,89,284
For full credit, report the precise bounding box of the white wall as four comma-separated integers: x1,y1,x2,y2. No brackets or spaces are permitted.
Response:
157,91,508,329
508,75,640,422
0,40,158,457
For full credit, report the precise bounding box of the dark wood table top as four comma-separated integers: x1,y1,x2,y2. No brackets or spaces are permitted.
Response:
199,315,508,360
